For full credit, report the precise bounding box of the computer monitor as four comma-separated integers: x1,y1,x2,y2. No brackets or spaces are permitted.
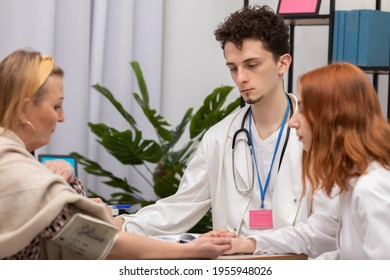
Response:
38,154,78,177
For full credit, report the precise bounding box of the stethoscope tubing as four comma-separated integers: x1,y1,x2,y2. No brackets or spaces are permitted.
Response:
231,94,293,193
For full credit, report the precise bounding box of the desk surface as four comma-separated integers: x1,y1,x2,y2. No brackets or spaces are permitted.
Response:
218,253,308,260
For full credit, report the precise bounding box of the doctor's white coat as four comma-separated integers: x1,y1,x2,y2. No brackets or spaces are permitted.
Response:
122,99,334,239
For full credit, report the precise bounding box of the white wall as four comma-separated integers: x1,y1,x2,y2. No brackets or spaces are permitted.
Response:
161,0,242,129
162,0,390,124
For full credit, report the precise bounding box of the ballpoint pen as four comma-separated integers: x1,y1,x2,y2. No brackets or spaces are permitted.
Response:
109,204,131,209
226,225,236,234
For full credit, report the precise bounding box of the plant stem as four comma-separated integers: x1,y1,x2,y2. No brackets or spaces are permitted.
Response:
133,165,153,187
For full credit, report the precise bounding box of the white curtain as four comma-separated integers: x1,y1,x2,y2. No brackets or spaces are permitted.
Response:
0,0,163,200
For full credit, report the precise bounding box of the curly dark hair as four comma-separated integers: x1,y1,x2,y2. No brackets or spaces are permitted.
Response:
214,5,289,60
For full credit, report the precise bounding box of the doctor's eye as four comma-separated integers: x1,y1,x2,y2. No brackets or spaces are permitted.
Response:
247,63,257,69
54,104,63,111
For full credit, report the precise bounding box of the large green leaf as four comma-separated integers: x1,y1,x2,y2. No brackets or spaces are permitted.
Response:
92,84,137,130
88,122,118,139
168,140,198,166
190,85,240,139
130,61,149,103
130,61,174,143
103,129,161,165
153,173,180,198
87,123,162,164
153,162,186,198
70,152,145,204
162,108,193,157
133,93,174,143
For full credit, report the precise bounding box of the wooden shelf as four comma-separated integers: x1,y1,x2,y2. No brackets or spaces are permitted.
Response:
282,14,330,26
359,66,389,74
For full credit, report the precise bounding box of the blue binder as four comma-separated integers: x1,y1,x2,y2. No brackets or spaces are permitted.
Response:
357,10,390,66
332,10,339,62
343,10,360,64
336,11,346,62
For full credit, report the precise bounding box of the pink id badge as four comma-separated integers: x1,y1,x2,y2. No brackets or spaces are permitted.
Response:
249,209,273,229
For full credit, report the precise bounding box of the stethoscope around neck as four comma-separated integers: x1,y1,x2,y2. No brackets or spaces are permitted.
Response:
231,94,293,194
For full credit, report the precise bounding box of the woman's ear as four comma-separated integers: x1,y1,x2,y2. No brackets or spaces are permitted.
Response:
19,98,31,124
278,54,292,75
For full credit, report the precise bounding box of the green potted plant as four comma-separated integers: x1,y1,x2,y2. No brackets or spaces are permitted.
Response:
71,61,240,232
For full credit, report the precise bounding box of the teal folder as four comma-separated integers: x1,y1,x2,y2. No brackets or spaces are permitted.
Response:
337,11,346,62
343,10,360,64
357,10,390,66
332,10,339,62
332,11,340,61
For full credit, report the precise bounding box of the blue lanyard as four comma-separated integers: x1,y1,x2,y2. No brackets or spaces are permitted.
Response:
248,94,290,209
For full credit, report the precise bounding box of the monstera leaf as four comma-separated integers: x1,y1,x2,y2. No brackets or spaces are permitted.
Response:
92,84,137,130
89,123,162,164
190,86,241,139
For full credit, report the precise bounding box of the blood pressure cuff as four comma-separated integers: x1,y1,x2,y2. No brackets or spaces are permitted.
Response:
51,213,119,259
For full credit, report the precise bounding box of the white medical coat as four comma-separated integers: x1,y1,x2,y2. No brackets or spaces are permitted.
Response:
251,162,390,259
122,96,334,237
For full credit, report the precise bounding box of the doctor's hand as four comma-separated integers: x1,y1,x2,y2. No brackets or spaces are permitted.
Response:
223,237,256,255
201,228,237,238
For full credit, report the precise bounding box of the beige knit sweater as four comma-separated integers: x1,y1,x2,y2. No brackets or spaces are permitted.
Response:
0,128,117,259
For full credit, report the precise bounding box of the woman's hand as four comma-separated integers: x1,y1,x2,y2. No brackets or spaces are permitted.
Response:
201,230,255,255
90,197,112,216
184,237,232,259
112,217,124,230
43,159,74,183
89,197,124,229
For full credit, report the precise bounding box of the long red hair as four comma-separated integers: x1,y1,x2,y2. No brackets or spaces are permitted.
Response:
300,63,390,196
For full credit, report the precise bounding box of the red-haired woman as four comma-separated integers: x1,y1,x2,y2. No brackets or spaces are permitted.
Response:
224,62,390,259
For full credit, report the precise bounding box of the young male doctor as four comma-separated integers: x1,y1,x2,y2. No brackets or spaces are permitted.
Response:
120,5,335,249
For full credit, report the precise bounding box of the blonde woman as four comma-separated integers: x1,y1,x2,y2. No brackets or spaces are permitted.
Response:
0,49,231,260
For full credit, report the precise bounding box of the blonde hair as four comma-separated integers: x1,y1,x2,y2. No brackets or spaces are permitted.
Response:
300,63,390,196
0,49,63,132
